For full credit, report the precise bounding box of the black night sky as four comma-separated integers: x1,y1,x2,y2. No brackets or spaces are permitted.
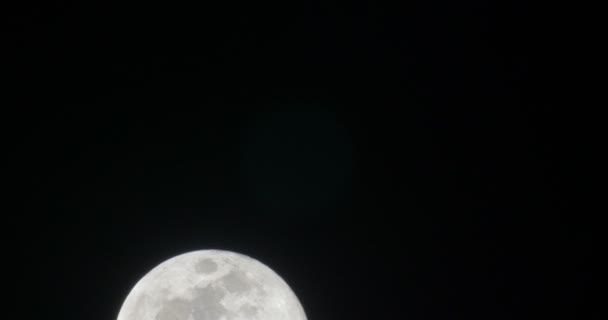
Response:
5,1,592,320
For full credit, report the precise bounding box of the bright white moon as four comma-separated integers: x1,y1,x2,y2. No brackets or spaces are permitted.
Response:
117,250,307,320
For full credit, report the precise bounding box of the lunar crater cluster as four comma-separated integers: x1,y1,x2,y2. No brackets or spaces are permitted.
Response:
117,250,306,320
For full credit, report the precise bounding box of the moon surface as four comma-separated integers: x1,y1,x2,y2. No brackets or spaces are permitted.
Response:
117,250,307,320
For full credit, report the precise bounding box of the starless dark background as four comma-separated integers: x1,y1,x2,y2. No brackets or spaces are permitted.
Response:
3,0,592,319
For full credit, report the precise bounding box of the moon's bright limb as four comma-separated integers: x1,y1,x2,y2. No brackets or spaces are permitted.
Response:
117,250,307,320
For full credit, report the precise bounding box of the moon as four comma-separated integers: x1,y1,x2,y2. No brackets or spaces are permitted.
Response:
117,250,307,320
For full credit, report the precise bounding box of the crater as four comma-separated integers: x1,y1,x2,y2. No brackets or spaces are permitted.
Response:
191,286,230,320
221,271,251,294
195,259,218,274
